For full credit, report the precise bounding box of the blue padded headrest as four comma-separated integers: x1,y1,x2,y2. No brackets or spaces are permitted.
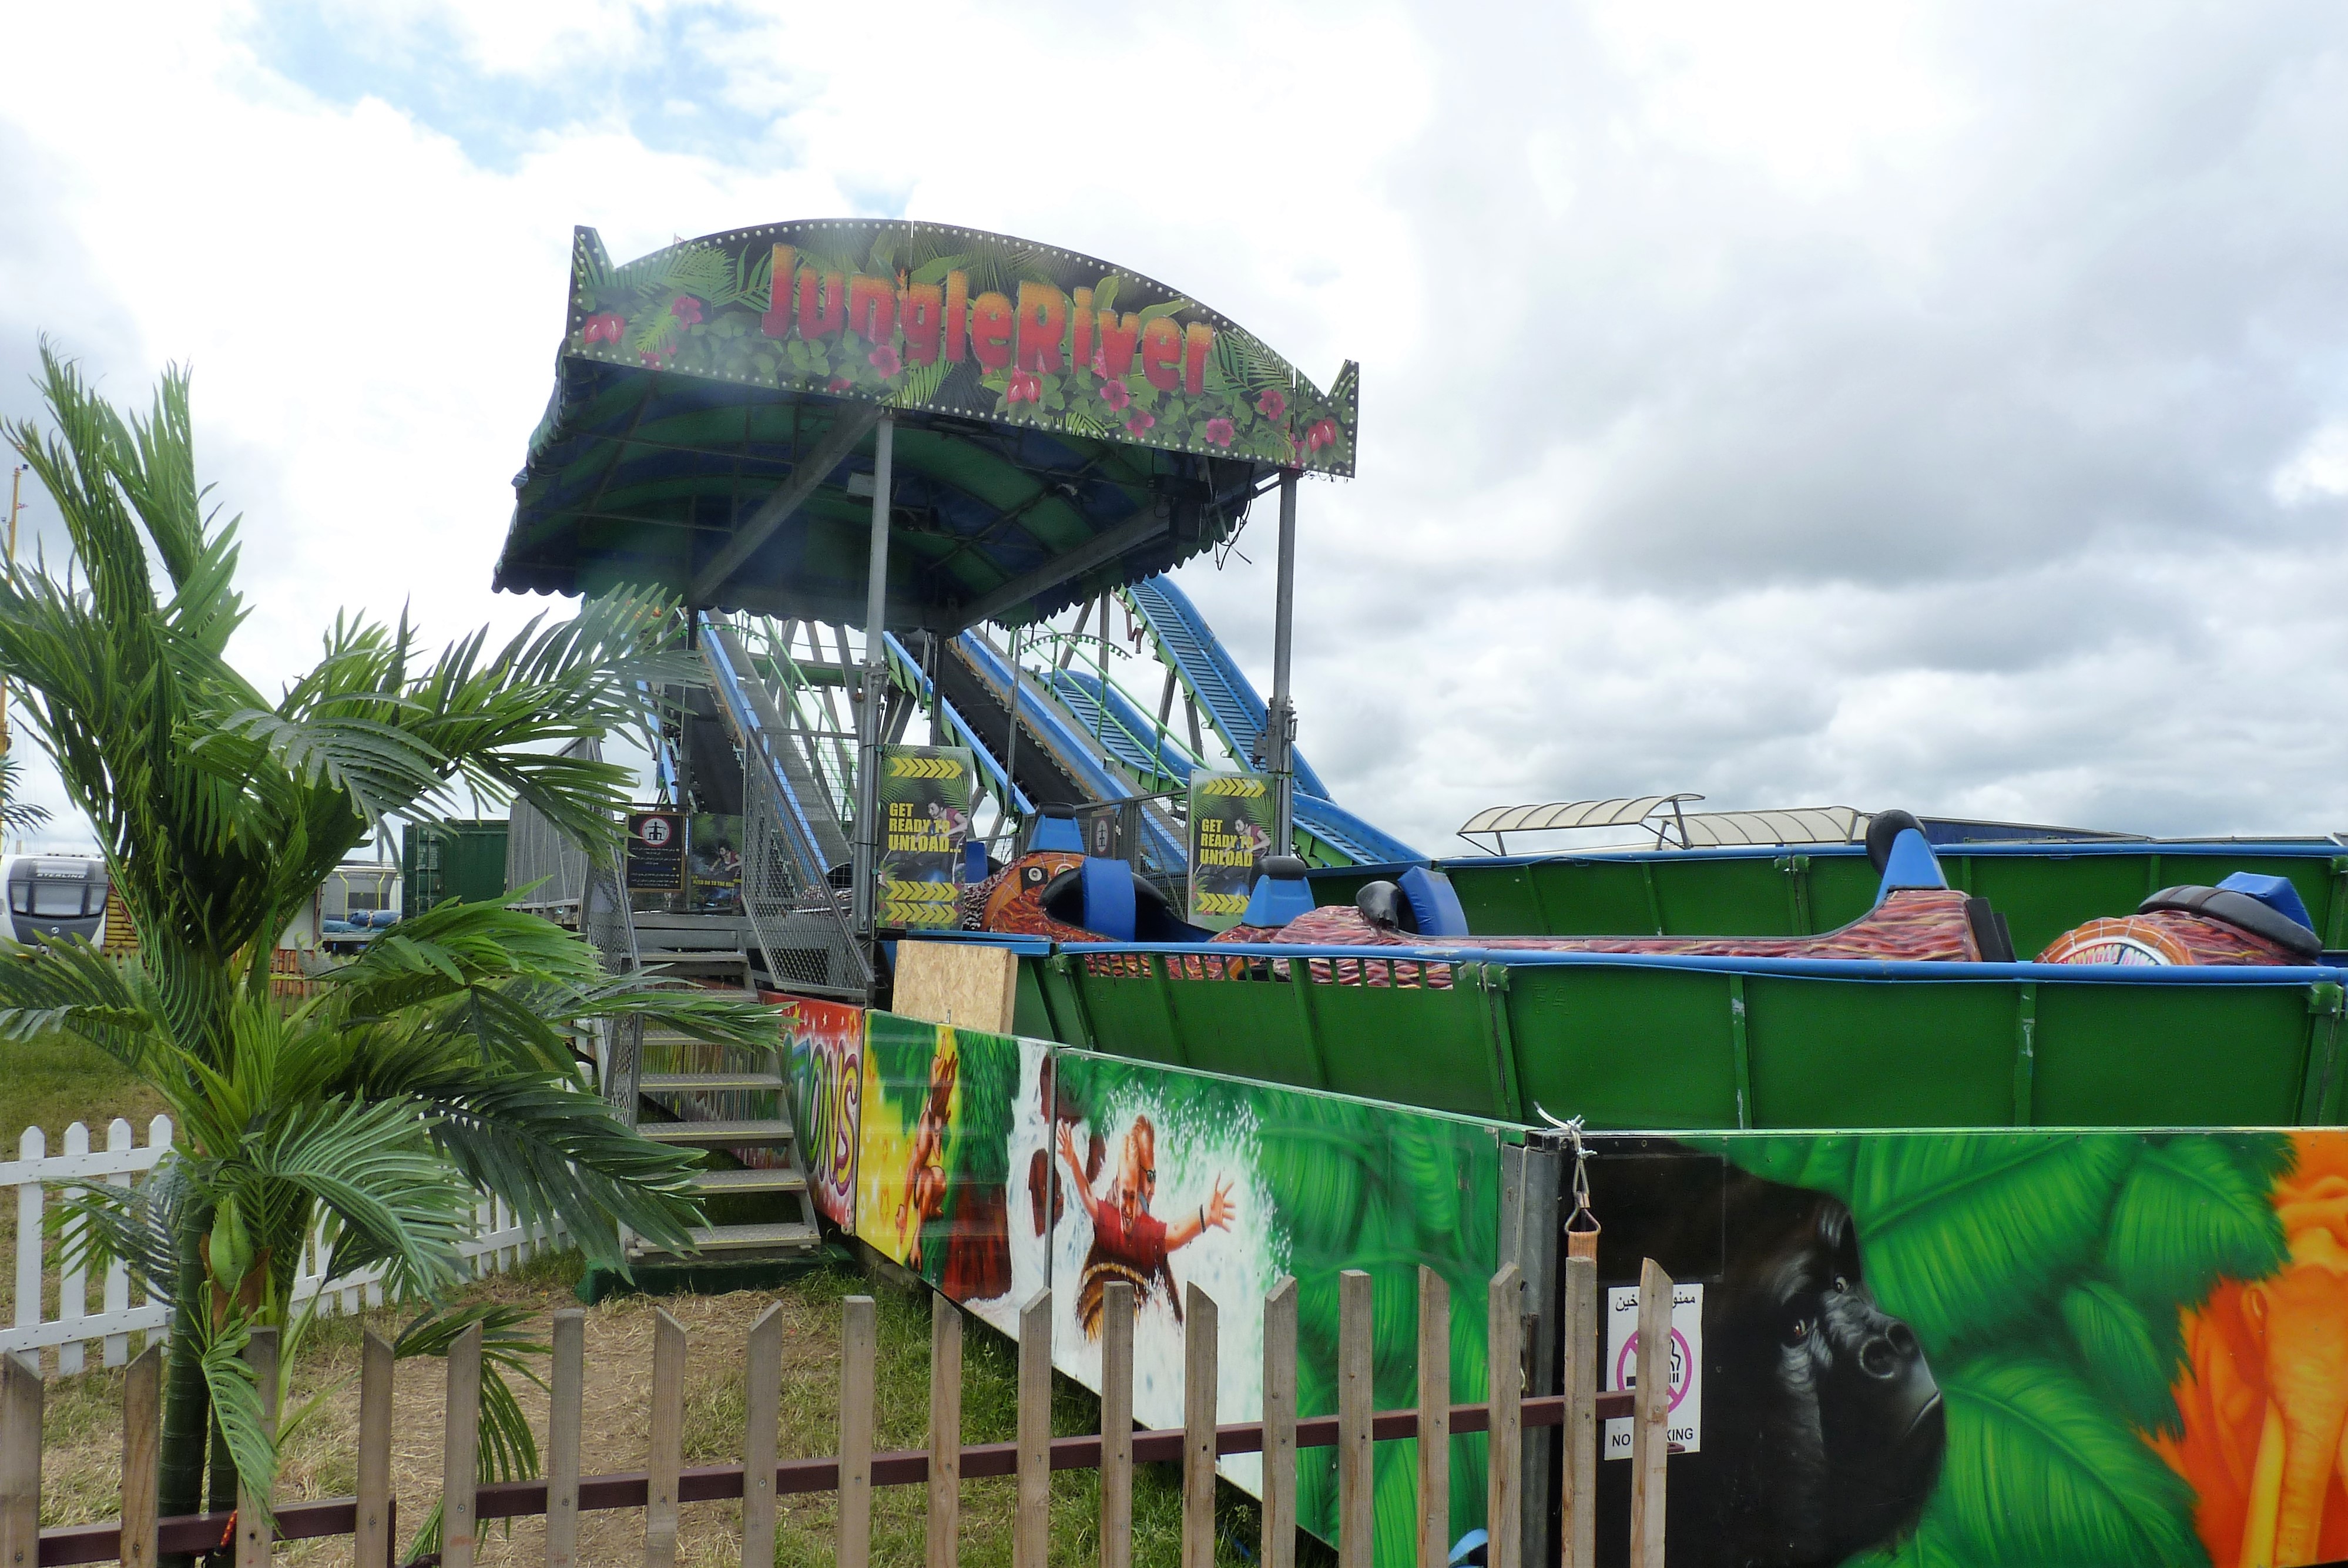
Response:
1028,812,1084,853
1398,865,1470,936
2218,872,2315,934
1874,828,1948,903
1242,861,1316,928
1079,856,1136,941
964,840,992,884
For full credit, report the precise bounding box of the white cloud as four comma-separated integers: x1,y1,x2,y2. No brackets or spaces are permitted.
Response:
2274,421,2348,506
3,0,2347,867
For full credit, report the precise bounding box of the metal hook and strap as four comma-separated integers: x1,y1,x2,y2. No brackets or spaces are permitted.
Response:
1535,1100,1602,1259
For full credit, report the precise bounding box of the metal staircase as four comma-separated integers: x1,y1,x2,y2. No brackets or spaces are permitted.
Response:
629,1000,819,1260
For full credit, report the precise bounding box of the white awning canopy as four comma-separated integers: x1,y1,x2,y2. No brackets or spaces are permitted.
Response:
1457,795,1868,852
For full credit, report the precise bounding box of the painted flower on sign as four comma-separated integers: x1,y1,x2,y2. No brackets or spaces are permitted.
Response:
1098,378,1132,412
1257,388,1286,421
1125,410,1156,438
828,375,854,392
1203,418,1236,447
670,295,705,326
1305,418,1339,451
1007,368,1042,405
582,313,626,345
869,344,902,377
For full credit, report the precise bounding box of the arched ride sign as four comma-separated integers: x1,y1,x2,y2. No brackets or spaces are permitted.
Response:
497,220,1355,950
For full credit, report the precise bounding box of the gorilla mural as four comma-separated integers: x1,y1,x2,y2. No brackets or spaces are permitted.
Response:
1589,1146,1945,1568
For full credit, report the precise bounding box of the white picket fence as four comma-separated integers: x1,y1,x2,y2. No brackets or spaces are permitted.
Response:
5,1118,568,1377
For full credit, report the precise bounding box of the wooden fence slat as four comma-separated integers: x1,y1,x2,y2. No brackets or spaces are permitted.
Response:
745,1303,781,1568
1485,1264,1521,1568
1014,1290,1050,1568
1262,1277,1297,1568
236,1327,279,1568
545,1310,582,1568
925,1295,960,1568
1628,1260,1672,1568
120,1342,160,1568
1337,1269,1373,1568
1417,1267,1449,1568
1562,1247,1598,1568
2,1349,41,1568
1099,1280,1134,1568
840,1295,877,1568
356,1330,393,1568
1183,1284,1218,1568
646,1308,685,1568
442,1322,483,1568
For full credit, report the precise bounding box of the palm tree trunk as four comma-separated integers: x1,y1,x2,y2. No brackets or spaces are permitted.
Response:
157,1229,210,1568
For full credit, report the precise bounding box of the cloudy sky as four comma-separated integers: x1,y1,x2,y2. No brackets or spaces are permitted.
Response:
3,0,2346,858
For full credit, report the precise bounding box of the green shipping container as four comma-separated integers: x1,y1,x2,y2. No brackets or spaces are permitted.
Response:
402,821,510,916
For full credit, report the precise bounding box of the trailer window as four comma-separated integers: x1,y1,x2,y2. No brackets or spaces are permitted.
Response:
29,882,86,918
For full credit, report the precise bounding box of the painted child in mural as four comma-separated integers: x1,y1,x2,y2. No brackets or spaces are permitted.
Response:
1058,1115,1236,1335
895,1040,959,1271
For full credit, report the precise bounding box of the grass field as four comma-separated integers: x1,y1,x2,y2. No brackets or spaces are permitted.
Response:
1,1029,167,1146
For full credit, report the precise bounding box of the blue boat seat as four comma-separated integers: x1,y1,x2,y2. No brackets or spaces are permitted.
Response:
1243,855,1316,928
1398,865,1470,936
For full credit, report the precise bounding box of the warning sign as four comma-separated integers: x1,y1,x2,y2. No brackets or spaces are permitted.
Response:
625,809,686,892
1604,1281,1703,1459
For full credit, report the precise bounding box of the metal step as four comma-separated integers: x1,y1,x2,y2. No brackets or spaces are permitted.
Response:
640,1072,785,1092
637,1118,797,1147
690,1167,809,1194
639,949,752,965
682,1221,819,1252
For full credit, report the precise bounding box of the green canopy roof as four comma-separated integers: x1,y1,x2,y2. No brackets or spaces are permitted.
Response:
493,220,1359,631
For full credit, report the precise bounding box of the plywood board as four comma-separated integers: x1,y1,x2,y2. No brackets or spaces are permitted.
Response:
893,942,1018,1033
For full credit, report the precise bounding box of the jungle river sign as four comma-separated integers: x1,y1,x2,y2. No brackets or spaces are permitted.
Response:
565,221,1360,476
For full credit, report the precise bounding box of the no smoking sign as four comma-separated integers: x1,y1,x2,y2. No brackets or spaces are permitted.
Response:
1604,1281,1703,1458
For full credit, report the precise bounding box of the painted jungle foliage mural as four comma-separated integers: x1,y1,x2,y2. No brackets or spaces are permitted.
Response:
776,993,2348,1566
1590,1129,2348,1568
563,220,1360,474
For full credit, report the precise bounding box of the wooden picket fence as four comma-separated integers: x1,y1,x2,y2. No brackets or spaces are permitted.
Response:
1,1255,1678,1568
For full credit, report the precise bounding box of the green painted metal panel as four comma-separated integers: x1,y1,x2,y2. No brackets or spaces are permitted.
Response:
1502,967,1742,1129
2031,981,2312,1126
1298,968,1504,1118
1743,978,2021,1128
1145,962,1331,1092
1438,848,2348,955
1017,953,2342,1135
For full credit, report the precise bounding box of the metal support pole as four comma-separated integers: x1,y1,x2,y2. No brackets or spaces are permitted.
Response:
1268,469,1300,855
851,415,894,936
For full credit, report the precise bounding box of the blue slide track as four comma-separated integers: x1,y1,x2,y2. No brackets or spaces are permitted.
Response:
947,632,1189,874
1122,576,1420,863
1123,575,1332,798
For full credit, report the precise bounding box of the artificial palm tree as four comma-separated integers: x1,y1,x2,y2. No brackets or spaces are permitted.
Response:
0,347,773,1541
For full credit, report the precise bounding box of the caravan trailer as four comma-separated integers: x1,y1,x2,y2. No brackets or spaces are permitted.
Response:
2,855,108,947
